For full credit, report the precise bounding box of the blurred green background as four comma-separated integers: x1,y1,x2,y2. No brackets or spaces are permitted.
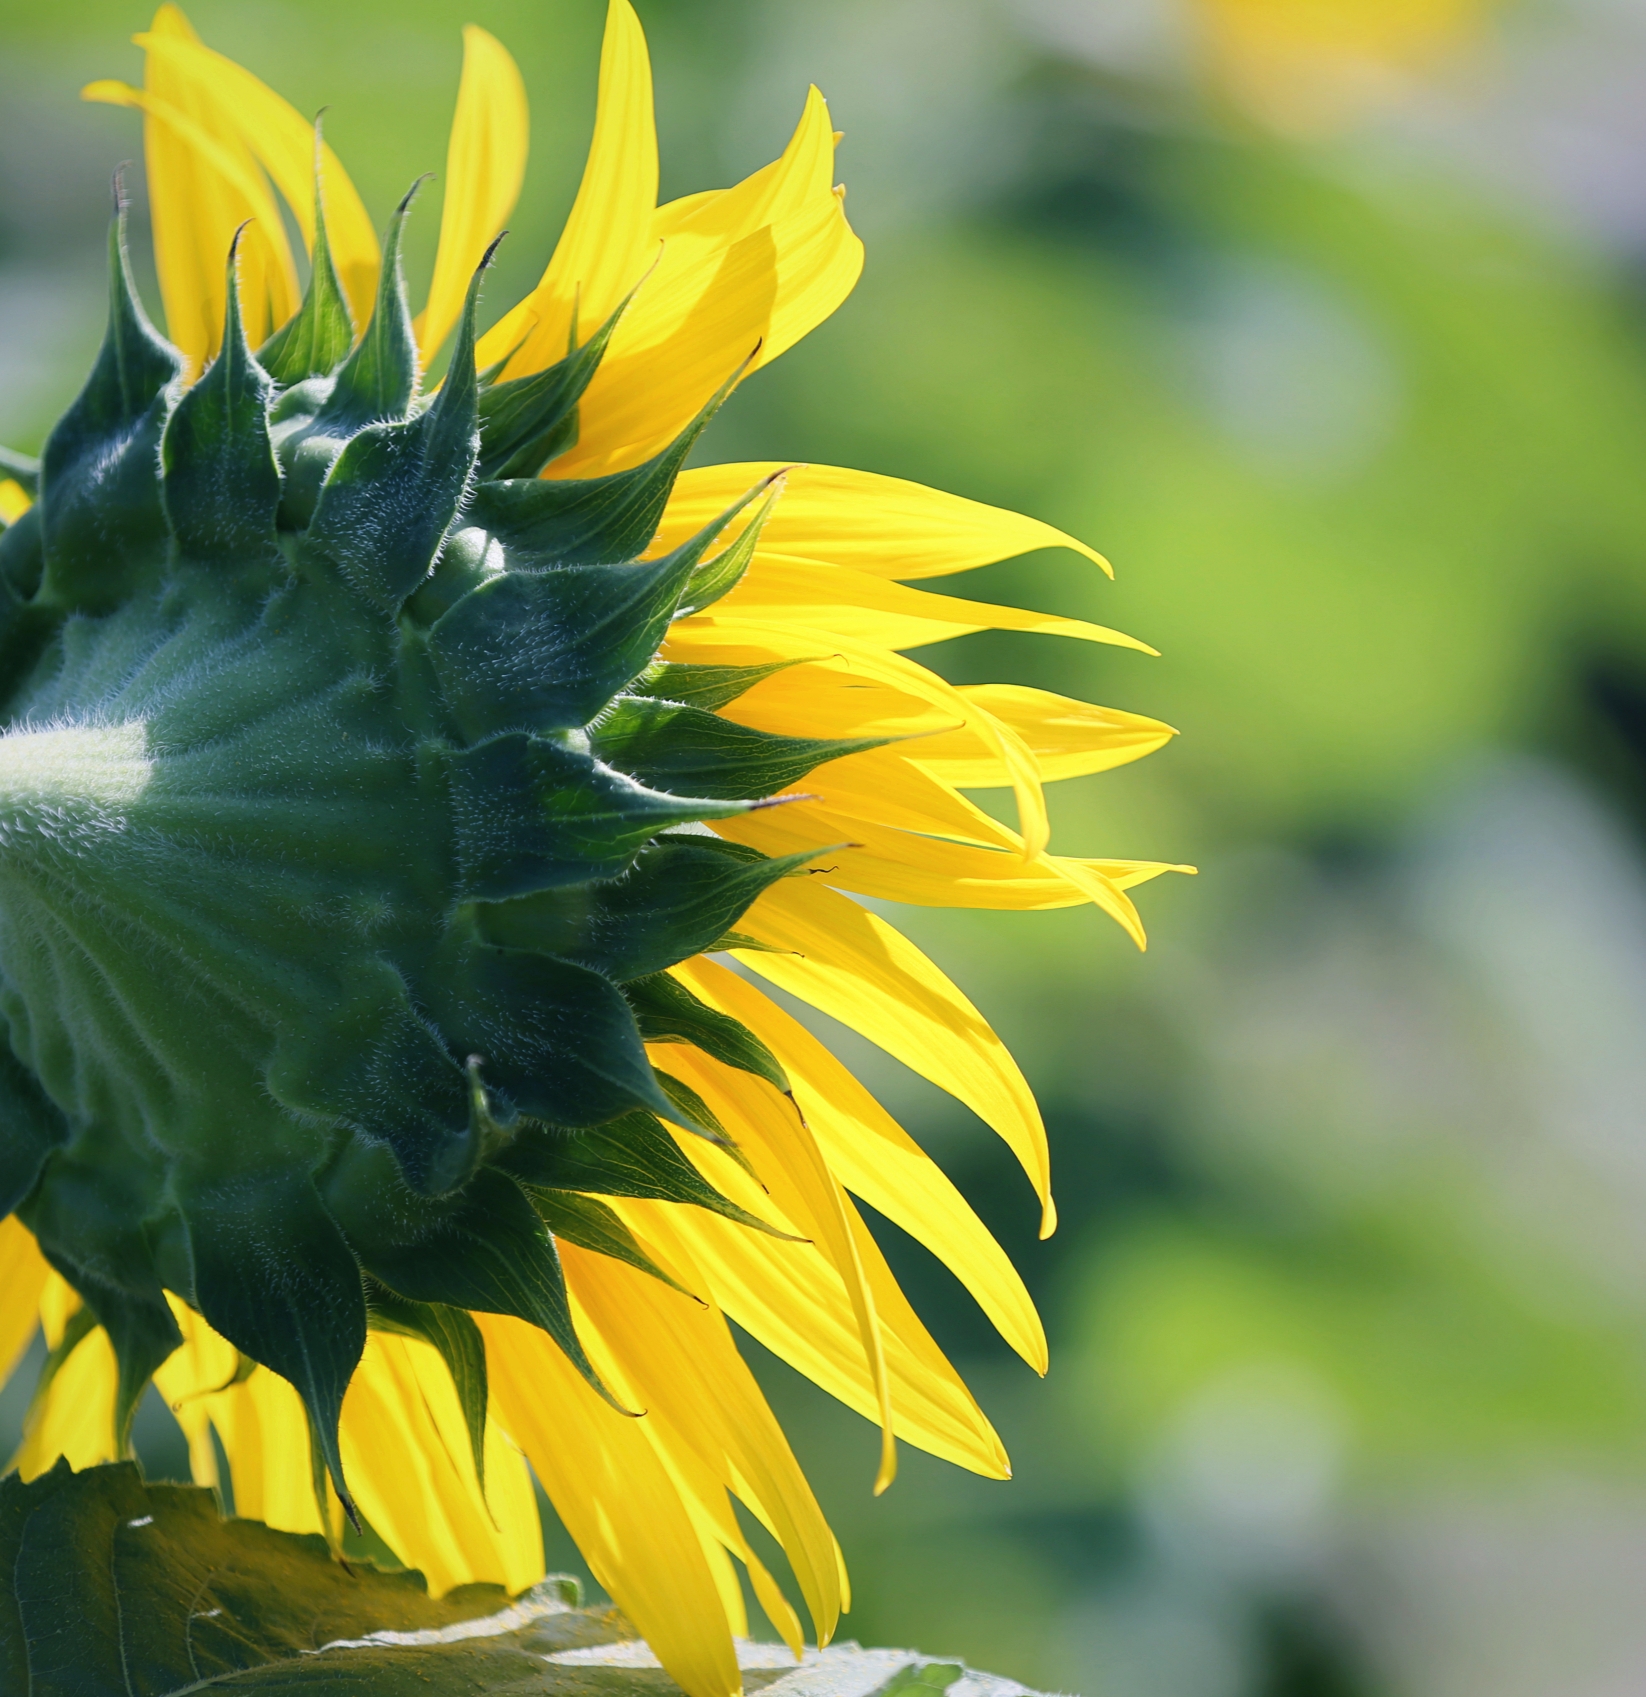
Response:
8,1,1646,1692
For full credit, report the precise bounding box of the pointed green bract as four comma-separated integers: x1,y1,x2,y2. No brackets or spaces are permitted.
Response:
180,1172,366,1522
593,696,884,799
628,971,791,1093
478,836,820,982
476,279,636,480
319,180,422,430
0,187,823,1490
530,1188,696,1297
38,201,181,612
258,133,355,385
630,658,804,712
162,236,281,566
346,1166,627,1413
500,1114,797,1238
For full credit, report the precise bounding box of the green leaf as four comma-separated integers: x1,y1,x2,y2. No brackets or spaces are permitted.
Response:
2,1464,1038,1694
162,236,282,567
0,1459,633,1695
869,1663,965,1695
530,1187,698,1296
500,1114,801,1240
627,972,790,1093
593,697,882,800
476,836,821,982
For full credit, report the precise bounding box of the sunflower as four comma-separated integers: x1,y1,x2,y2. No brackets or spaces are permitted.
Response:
0,5,1187,1693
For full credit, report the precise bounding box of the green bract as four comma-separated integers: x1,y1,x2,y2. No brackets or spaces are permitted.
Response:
0,191,858,1518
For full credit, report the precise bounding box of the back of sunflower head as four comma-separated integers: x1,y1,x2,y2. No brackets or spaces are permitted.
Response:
0,138,820,1521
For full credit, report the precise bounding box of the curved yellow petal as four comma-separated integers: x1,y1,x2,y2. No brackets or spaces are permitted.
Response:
418,27,529,365
479,1311,743,1697
727,874,1052,1232
562,1242,841,1645
153,1295,239,1489
674,958,1047,1375
129,21,379,331
656,1047,897,1493
656,461,1112,578
540,89,860,478
673,619,1051,855
227,1369,338,1537
487,0,657,380
627,1197,1009,1479
0,481,32,527
713,556,1154,654
12,1311,120,1479
717,795,1189,914
0,1216,48,1384
914,685,1178,786
340,1332,543,1597
84,74,297,369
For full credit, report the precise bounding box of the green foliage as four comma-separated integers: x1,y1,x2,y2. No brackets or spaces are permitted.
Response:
0,1460,634,1694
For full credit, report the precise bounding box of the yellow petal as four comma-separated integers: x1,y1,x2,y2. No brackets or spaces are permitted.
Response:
629,1197,1009,1479
540,91,861,477
673,958,1047,1375
84,72,297,369
714,793,1190,917
728,875,1054,1236
418,26,529,365
712,556,1154,654
484,0,658,379
655,461,1112,579
673,619,1051,855
562,1242,840,1645
656,1047,897,1493
12,1314,120,1479
341,1332,543,1597
0,481,32,527
913,685,1178,785
479,1311,743,1697
0,1216,48,1384
129,24,380,331
153,1295,240,1489
207,1362,335,1537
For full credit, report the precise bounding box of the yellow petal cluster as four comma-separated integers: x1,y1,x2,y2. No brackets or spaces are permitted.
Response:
2,6,1191,1695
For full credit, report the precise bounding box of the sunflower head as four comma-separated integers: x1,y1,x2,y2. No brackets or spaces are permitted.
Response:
0,5,1190,1691
0,133,885,1512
